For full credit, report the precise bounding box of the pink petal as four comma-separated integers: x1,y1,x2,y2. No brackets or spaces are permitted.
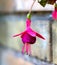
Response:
26,43,29,54
26,43,31,55
27,28,36,36
36,32,45,40
26,28,45,40
28,44,31,55
26,18,31,29
22,45,25,54
13,33,22,37
52,10,57,20
13,31,26,37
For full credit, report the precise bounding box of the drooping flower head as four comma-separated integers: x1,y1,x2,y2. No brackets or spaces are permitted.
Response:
13,0,45,55
13,13,45,55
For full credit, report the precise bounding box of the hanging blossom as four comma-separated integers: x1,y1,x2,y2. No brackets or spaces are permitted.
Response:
52,3,57,20
13,13,45,55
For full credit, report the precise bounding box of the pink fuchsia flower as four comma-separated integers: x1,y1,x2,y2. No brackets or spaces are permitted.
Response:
52,3,57,20
13,13,45,55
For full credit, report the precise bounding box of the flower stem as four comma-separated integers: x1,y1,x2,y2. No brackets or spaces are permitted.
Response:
29,0,36,14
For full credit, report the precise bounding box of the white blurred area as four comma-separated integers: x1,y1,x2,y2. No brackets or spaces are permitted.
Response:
0,0,54,12
15,0,54,11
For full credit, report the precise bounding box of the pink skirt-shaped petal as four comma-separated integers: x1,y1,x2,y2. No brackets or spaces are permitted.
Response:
21,32,36,44
26,28,36,37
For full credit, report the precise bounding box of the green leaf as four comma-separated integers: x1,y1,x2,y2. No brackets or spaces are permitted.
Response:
38,0,47,7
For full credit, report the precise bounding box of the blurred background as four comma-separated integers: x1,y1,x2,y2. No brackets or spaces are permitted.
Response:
0,0,57,65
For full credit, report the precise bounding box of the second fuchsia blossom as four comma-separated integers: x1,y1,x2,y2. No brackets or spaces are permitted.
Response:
52,3,57,20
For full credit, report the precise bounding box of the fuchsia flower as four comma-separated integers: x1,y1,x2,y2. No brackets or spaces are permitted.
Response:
52,10,57,20
13,13,45,55
52,3,57,20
